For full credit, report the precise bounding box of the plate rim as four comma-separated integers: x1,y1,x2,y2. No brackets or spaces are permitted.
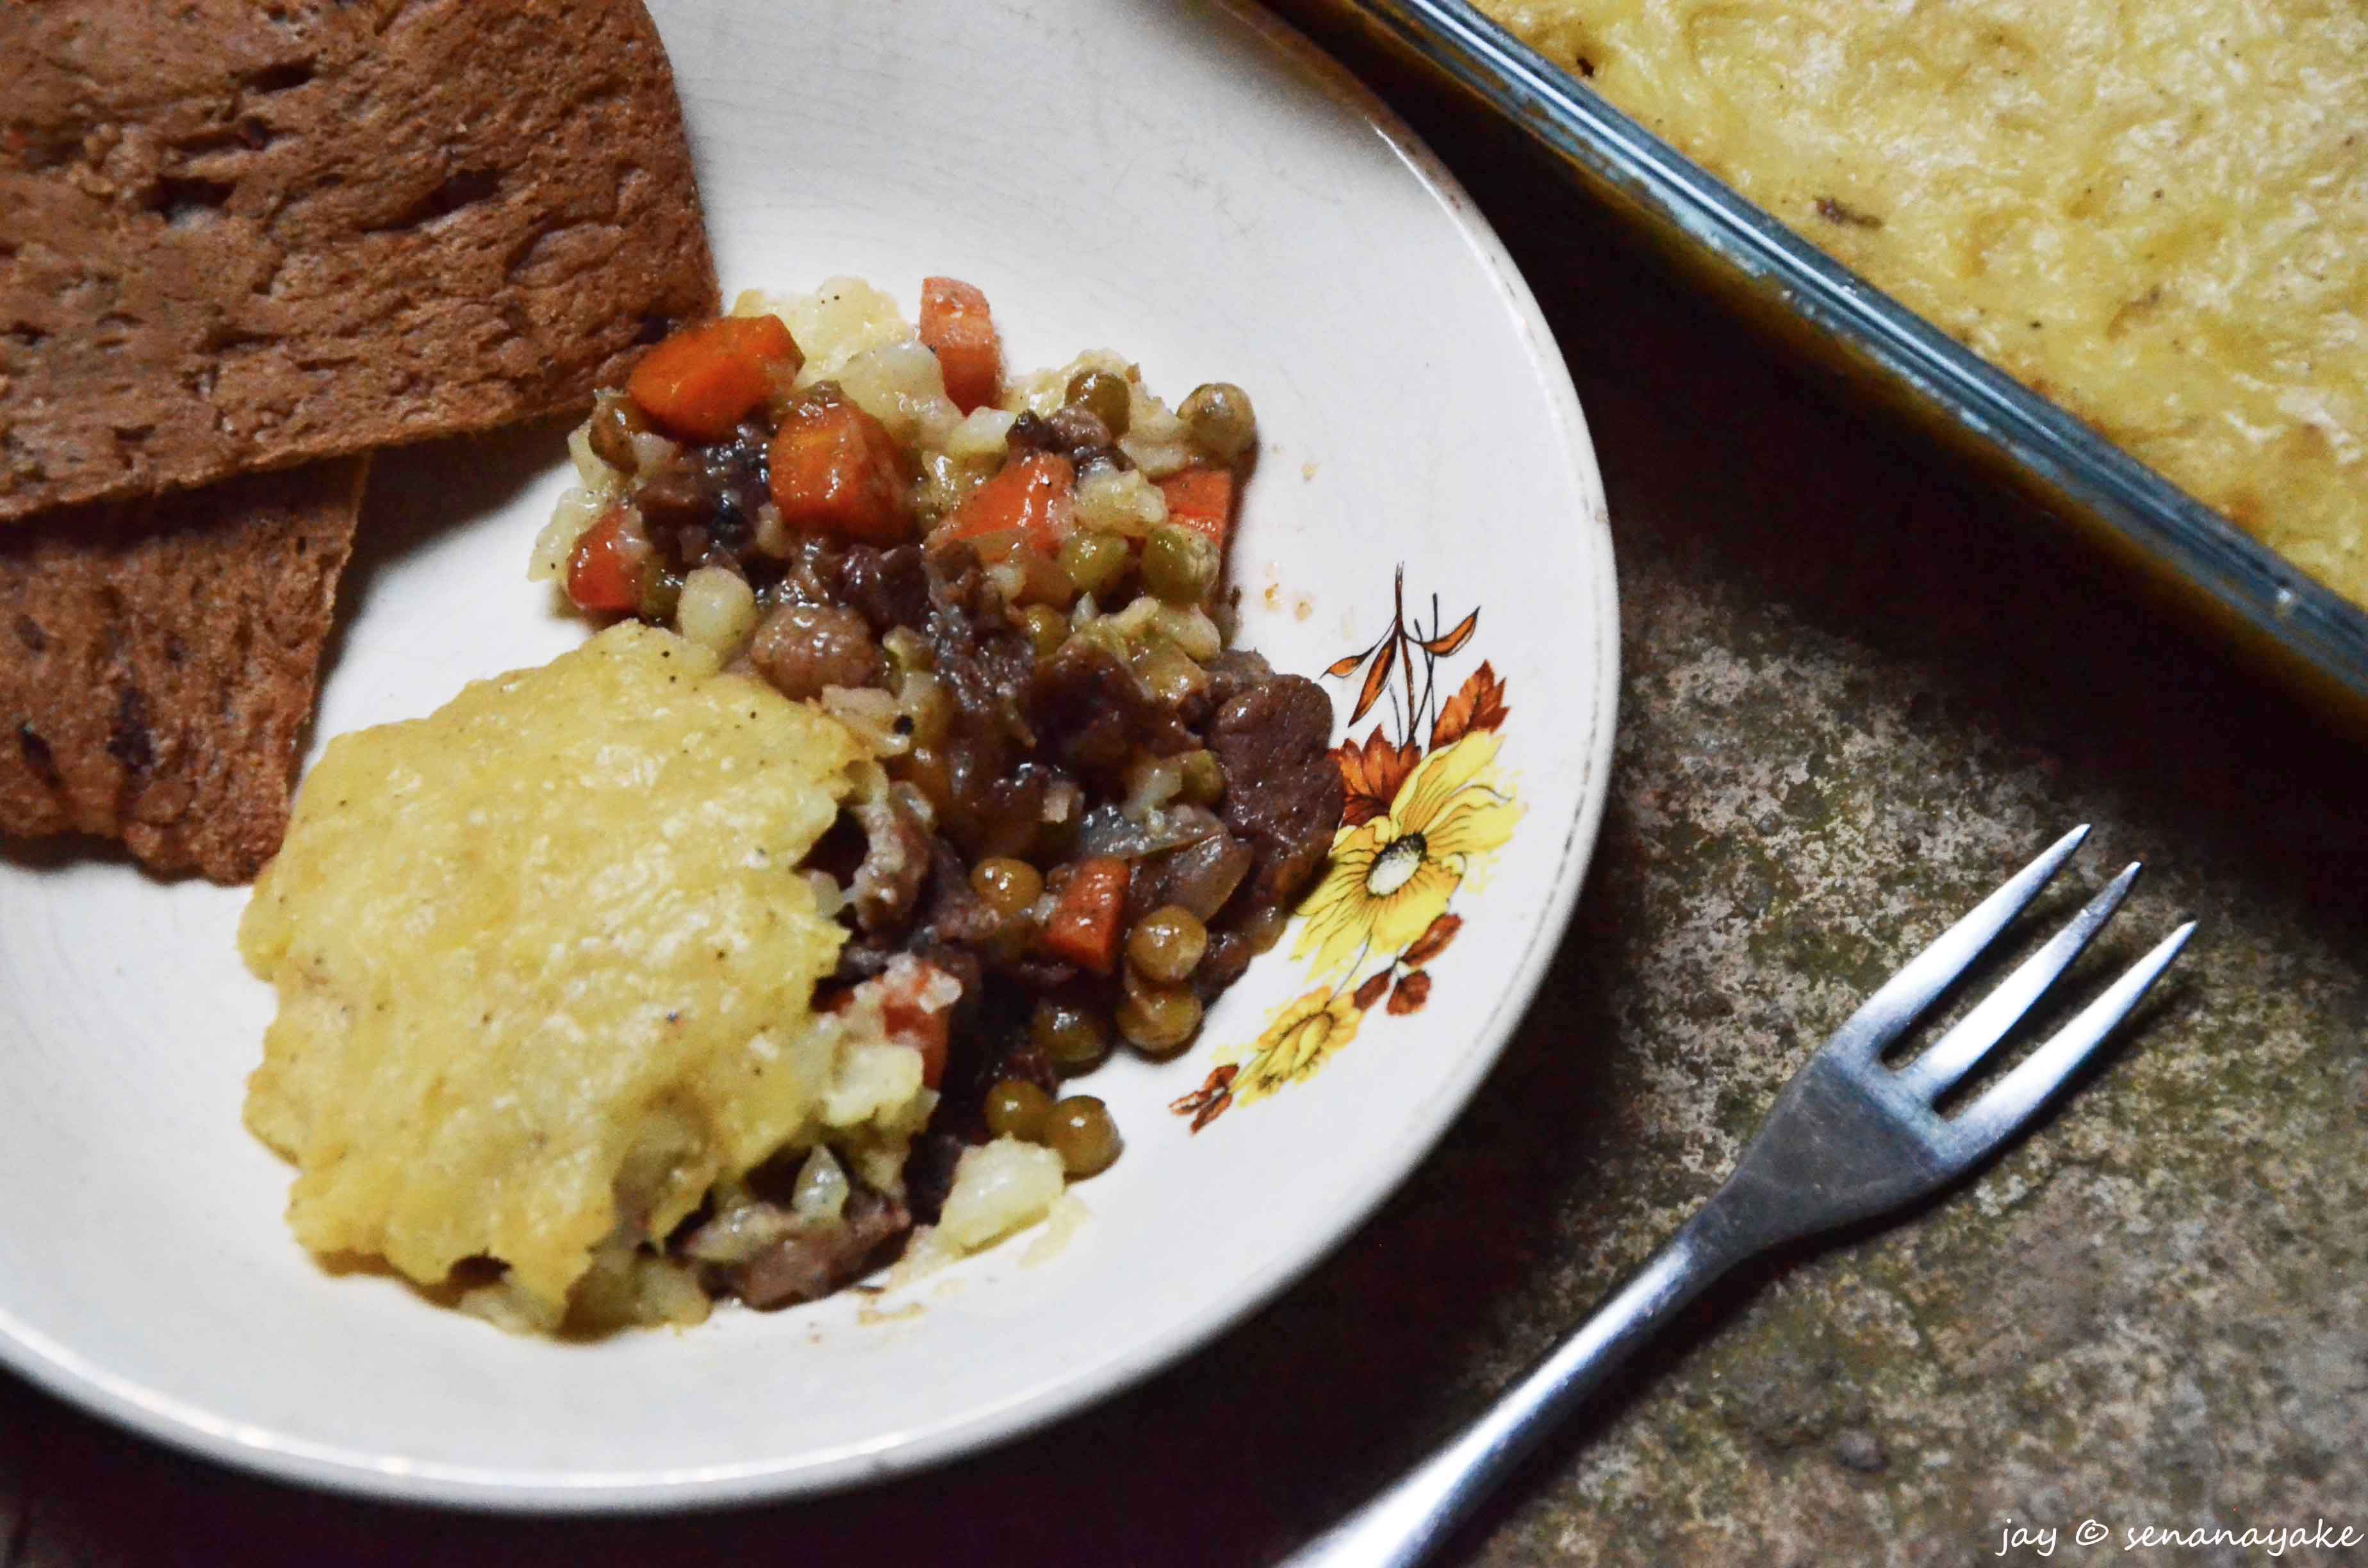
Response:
0,0,1619,1512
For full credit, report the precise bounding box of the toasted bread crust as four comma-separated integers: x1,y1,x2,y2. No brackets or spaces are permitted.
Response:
0,0,718,519
0,459,365,881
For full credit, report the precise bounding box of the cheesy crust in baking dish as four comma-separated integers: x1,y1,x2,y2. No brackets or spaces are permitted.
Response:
1486,0,2367,605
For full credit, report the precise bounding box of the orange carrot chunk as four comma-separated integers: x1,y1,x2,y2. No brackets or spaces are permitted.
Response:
903,1007,951,1091
1040,858,1130,975
879,963,955,1090
564,508,646,614
825,964,957,1089
1157,468,1235,548
767,400,914,543
919,276,1001,414
941,452,1074,553
627,315,802,443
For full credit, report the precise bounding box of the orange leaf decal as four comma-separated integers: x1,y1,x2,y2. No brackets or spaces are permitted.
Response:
1386,970,1432,1015
1326,647,1372,678
1170,1064,1238,1132
1353,971,1391,1011
1430,660,1509,750
1350,636,1397,725
1331,728,1421,827
1420,607,1479,658
1403,913,1462,967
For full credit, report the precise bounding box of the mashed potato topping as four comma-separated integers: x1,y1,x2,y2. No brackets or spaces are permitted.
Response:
1486,0,2368,603
238,622,920,1319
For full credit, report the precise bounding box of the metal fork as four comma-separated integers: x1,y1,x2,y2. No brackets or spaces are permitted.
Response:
1291,826,2194,1568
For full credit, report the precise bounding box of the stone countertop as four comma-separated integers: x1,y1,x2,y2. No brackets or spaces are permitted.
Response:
6,11,2364,1566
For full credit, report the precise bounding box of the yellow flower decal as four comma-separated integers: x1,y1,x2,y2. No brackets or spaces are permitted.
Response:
1291,730,1518,979
1172,571,1518,1134
1230,988,1365,1105
1172,987,1369,1129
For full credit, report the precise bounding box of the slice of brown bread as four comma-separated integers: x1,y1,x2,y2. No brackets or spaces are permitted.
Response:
0,0,717,520
1,459,365,882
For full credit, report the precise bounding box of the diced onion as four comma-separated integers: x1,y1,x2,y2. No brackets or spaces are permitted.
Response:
946,407,1017,461
1118,396,1196,478
529,487,607,581
791,1147,851,1223
1074,468,1167,536
567,423,623,492
937,1138,1065,1250
820,687,910,757
677,566,757,654
838,339,960,448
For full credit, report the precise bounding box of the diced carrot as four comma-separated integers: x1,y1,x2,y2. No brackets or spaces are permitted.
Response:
767,400,914,543
825,963,957,1089
1040,858,1130,975
564,507,646,614
941,453,1074,553
880,966,951,1090
627,315,802,442
882,986,952,1091
1157,468,1235,548
919,276,1001,414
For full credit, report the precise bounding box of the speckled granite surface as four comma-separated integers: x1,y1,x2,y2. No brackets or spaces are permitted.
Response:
5,12,2364,1567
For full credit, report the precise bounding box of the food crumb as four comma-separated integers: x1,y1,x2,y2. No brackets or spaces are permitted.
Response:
1300,460,1319,480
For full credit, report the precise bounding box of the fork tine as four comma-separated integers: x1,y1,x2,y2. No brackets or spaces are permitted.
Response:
1944,920,2196,1161
1825,824,2091,1063
1893,863,2141,1100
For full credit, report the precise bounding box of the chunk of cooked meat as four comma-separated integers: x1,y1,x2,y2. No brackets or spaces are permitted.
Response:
834,543,933,633
717,1186,913,1310
1033,639,1146,776
750,601,882,700
1208,674,1344,903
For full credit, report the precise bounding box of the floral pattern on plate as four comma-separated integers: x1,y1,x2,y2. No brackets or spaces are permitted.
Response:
1174,569,1519,1131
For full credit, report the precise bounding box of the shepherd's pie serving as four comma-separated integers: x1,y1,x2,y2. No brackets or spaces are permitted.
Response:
240,623,941,1332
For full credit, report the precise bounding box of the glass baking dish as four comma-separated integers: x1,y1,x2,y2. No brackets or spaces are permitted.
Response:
1316,0,2368,715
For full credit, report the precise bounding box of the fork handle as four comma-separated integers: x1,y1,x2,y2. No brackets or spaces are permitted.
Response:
1286,1201,1755,1568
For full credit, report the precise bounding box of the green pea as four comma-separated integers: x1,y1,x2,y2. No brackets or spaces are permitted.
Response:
1031,997,1110,1072
1127,906,1208,984
985,1079,1053,1143
637,567,683,624
1057,530,1131,600
1116,977,1202,1055
971,857,1045,918
1046,1096,1122,1176
1180,382,1256,462
1141,524,1218,606
1065,370,1132,439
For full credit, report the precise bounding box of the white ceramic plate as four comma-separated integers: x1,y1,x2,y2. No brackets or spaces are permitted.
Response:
0,0,1615,1510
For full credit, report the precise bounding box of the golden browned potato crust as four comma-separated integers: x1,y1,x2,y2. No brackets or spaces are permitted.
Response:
1487,0,2367,603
